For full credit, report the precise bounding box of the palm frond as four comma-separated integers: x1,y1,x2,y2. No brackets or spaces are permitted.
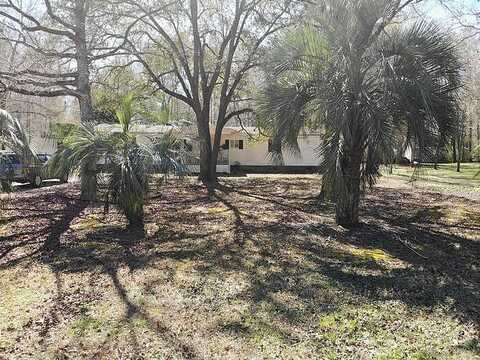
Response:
258,2,463,225
0,109,37,162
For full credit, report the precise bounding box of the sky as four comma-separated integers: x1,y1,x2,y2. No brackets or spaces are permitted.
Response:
410,0,479,36
419,0,479,20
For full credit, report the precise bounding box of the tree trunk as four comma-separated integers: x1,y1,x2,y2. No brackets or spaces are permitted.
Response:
80,158,97,201
434,142,440,170
0,90,7,110
126,201,145,230
207,128,223,197
77,93,97,201
0,91,6,150
468,118,473,162
196,114,218,197
75,0,96,201
452,139,457,164
78,93,94,122
335,149,362,227
456,136,462,172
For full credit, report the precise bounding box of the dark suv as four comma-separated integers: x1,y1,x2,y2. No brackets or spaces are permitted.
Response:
0,151,51,187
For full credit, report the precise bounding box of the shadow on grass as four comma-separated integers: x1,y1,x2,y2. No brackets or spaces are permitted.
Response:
0,188,88,267
1,179,479,356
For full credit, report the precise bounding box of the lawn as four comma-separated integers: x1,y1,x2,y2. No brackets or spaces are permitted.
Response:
0,173,479,359
385,163,480,199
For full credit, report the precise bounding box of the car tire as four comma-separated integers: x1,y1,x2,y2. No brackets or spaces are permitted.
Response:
1,179,12,192
32,174,43,188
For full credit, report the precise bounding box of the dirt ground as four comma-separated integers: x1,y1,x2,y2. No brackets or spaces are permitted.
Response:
0,175,479,359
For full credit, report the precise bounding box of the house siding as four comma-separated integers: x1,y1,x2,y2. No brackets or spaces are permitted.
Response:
224,133,320,167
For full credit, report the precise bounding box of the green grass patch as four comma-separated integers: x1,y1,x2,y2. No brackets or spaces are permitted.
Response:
69,306,103,337
348,247,396,263
70,214,108,231
385,163,480,191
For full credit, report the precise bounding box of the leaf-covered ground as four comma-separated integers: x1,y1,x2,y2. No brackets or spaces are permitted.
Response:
0,173,479,359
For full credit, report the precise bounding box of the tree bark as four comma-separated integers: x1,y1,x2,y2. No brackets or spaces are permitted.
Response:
77,91,97,202
75,0,96,201
207,127,223,196
335,149,362,227
0,91,7,110
80,158,97,201
456,136,462,172
0,92,6,150
434,141,441,170
452,139,457,164
335,97,363,227
196,114,217,197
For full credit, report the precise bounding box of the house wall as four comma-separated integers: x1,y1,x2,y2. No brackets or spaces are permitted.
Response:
95,125,320,172
222,133,320,167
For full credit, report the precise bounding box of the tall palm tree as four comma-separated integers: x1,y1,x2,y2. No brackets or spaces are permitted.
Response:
258,0,462,226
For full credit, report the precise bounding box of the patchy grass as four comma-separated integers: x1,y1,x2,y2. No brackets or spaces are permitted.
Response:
384,163,480,198
70,214,109,231
347,246,396,263
0,177,479,359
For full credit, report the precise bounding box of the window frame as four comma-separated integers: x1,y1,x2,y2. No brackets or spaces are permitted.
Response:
229,139,244,150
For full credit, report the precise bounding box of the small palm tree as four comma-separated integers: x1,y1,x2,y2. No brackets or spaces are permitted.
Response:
0,109,36,160
0,109,39,191
258,0,462,226
51,94,185,229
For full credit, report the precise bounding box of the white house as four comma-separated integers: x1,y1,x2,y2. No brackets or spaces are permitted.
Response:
96,123,321,174
219,126,320,172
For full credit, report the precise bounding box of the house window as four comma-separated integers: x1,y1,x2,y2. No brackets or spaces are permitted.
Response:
229,139,244,150
268,139,273,153
183,139,193,152
222,140,229,150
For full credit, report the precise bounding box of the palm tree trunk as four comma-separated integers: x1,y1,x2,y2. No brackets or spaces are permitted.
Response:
335,150,362,227
80,158,97,201
127,206,144,230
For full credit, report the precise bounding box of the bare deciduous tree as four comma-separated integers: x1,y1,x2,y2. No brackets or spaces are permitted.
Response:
0,0,133,199
115,0,298,195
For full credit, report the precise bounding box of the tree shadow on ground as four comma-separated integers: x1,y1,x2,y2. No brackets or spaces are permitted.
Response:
1,179,479,357
40,224,206,359
0,187,88,268
13,180,480,330
203,182,480,331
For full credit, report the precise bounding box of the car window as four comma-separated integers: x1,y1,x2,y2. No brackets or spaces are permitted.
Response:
6,154,20,164
38,154,49,163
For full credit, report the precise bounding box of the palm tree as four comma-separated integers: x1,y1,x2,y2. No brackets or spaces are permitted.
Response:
0,109,36,160
50,94,186,229
0,109,39,191
258,0,462,226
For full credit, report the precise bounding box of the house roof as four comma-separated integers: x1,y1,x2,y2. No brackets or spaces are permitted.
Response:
95,123,320,138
